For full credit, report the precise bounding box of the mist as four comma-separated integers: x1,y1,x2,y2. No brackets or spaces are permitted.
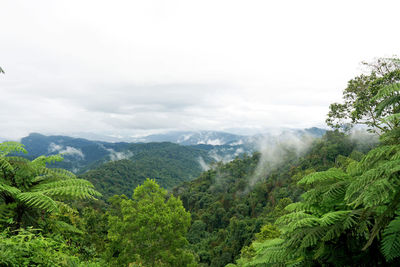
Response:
247,132,315,190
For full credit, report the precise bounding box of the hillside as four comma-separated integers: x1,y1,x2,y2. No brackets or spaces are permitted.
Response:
81,142,213,199
19,128,326,173
173,131,367,266
19,133,213,173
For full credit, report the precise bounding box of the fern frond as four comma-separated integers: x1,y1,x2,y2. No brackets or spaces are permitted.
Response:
322,224,343,242
0,142,27,156
31,179,94,192
33,179,102,200
0,181,21,196
343,209,363,230
380,127,400,145
41,186,100,200
322,180,348,203
54,201,77,214
321,210,362,241
361,179,395,208
0,203,17,224
0,157,14,173
285,202,323,215
382,214,400,261
246,238,291,266
287,217,320,232
32,155,64,168
345,159,400,205
298,168,348,185
16,192,59,212
346,160,362,176
319,210,352,227
276,212,316,226
31,174,59,184
300,188,322,203
391,149,400,161
53,220,83,234
357,145,400,171
300,227,326,248
48,168,77,179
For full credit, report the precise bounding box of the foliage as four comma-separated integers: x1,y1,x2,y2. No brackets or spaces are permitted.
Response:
106,179,196,266
0,227,102,267
81,146,210,200
327,57,400,133
234,62,400,267
21,134,213,188
0,142,101,230
173,131,361,266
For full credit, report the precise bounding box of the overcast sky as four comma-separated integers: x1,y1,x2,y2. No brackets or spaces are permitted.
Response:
1,0,399,140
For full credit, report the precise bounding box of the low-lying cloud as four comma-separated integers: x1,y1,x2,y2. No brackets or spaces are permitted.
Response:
106,148,134,161
48,143,85,158
248,132,315,188
197,156,210,171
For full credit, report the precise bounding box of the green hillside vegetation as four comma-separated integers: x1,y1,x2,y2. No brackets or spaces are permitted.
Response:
20,135,213,177
81,142,212,199
173,130,366,266
0,57,399,266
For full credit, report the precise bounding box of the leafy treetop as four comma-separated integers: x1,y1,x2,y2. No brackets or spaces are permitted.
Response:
327,57,400,134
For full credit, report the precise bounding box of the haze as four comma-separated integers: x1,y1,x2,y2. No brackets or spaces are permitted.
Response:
1,0,399,140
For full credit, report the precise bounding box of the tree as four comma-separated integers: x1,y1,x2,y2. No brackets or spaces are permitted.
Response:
0,142,101,230
233,64,400,266
0,227,102,267
326,57,400,134
106,179,196,266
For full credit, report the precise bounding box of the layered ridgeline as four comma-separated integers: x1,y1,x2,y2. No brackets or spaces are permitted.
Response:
20,128,326,171
68,128,326,145
20,134,213,198
18,129,325,199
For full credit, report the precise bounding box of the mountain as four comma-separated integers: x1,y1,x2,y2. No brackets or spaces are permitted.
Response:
81,142,211,199
19,133,212,172
63,128,326,145
20,133,123,173
19,134,217,197
140,131,244,145
18,128,326,173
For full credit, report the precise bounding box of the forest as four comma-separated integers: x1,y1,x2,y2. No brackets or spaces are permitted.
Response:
0,57,399,266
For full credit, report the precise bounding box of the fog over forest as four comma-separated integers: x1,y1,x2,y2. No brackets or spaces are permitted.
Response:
1,1,400,267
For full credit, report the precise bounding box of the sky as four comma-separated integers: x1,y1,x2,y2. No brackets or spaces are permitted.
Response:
1,0,399,140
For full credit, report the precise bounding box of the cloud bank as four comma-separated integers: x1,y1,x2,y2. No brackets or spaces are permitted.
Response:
1,0,399,139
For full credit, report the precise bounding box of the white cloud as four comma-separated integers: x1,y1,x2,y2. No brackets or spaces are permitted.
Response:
48,143,85,158
106,148,133,161
0,0,399,139
198,156,210,171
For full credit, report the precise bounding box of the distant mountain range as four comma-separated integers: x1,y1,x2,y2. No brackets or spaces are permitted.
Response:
15,128,325,172
68,127,326,145
9,128,325,197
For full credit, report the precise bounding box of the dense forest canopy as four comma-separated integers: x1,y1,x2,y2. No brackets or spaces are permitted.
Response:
0,57,399,266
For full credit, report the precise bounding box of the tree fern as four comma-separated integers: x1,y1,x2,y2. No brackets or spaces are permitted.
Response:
17,192,59,213
298,168,348,186
382,214,400,261
0,141,101,230
0,141,27,156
